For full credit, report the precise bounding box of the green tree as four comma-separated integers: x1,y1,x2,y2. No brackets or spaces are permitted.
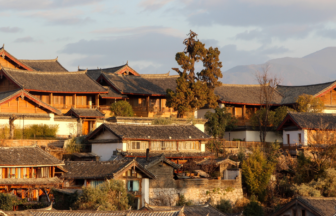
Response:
250,108,275,142
243,199,264,216
242,148,275,199
73,180,129,211
273,106,290,129
110,101,134,117
296,94,324,113
166,30,223,117
205,107,237,139
0,193,22,211
216,199,232,214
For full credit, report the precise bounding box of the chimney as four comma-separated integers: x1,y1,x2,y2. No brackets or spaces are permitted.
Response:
146,148,150,162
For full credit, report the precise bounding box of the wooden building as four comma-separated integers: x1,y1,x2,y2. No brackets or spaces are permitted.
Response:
277,112,336,147
62,158,155,209
0,146,64,202
86,123,212,162
271,197,336,216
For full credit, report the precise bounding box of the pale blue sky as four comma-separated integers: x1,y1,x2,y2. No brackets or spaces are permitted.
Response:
1,0,336,75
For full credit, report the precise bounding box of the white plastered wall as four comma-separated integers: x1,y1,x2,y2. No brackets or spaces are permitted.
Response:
141,178,149,208
283,129,307,146
91,130,124,161
0,113,78,138
224,130,283,142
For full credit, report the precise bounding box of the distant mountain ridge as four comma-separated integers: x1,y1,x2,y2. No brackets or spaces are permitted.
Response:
222,47,336,85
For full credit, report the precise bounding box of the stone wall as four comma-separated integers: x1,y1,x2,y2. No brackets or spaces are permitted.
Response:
149,171,243,206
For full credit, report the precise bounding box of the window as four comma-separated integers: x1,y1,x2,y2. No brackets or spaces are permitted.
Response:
151,141,177,151
298,133,302,144
8,168,15,179
179,141,200,150
132,142,141,150
127,180,139,192
91,180,104,188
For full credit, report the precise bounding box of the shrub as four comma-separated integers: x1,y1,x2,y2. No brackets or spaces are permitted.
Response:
0,193,23,211
243,196,264,216
176,194,192,206
152,117,173,125
65,138,82,154
110,101,134,117
216,199,232,213
73,180,129,211
0,124,58,139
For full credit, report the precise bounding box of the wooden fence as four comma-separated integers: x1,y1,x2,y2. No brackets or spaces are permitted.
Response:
221,141,271,148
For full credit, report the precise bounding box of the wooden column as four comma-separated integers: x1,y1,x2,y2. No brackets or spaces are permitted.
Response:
149,140,151,150
17,98,19,113
176,141,179,152
242,105,246,120
233,106,236,117
73,94,76,108
331,91,333,105
146,96,150,115
95,94,99,108
50,93,53,106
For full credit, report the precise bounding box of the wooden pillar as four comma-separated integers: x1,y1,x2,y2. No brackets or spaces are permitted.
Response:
73,94,76,108
50,93,53,106
95,94,99,108
242,105,246,120
146,96,150,115
331,91,333,105
149,140,151,150
17,98,19,113
233,106,236,117
176,141,179,152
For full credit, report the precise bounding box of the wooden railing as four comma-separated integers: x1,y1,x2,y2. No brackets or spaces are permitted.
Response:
221,141,270,148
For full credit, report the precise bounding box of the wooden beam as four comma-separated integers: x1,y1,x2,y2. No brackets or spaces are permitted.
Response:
50,93,53,106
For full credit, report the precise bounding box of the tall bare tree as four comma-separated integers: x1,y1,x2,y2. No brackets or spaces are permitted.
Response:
255,65,281,142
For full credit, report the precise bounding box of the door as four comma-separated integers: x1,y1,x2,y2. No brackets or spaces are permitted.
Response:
82,121,89,135
287,134,290,145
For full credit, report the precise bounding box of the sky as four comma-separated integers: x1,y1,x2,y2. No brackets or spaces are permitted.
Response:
1,0,336,76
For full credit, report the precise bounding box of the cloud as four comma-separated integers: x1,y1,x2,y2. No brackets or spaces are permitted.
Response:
13,36,39,43
139,0,174,11
26,10,95,26
61,32,185,74
0,0,102,11
316,28,336,39
0,26,22,33
92,26,184,38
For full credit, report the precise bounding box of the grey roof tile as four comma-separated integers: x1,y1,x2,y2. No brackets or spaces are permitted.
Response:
19,59,68,72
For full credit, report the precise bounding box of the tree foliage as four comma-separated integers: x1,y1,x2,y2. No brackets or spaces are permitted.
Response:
73,180,129,211
296,94,324,113
0,193,22,211
205,107,237,139
110,101,134,117
242,148,276,198
243,200,264,216
166,30,223,117
216,199,232,214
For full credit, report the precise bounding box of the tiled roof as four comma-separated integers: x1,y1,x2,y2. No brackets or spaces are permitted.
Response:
26,209,183,216
66,108,105,118
277,81,336,104
136,154,181,169
100,86,128,99
63,158,155,179
0,89,62,115
19,59,68,72
286,112,336,130
0,177,62,185
271,197,336,216
102,73,177,96
0,146,64,166
215,84,283,105
144,204,227,216
196,158,240,166
91,123,210,140
1,67,107,93
83,64,129,80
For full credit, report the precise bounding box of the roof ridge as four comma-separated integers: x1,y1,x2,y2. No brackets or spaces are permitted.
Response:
2,67,86,75
20,59,58,62
80,64,127,71
277,80,336,88
220,83,262,87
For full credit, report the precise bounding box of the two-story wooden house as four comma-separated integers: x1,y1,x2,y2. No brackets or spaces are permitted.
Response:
0,146,64,202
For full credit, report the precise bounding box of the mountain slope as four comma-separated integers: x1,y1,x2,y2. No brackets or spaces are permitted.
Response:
222,47,336,85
